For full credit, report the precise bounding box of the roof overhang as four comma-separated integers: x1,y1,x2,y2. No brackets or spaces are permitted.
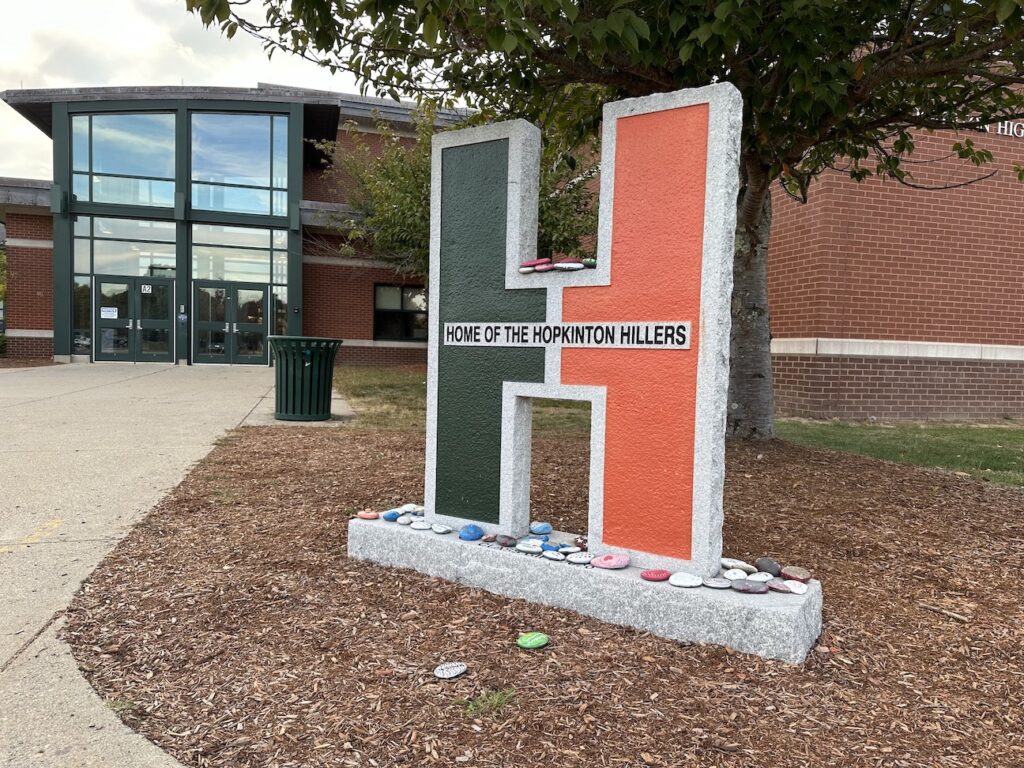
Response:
0,177,52,218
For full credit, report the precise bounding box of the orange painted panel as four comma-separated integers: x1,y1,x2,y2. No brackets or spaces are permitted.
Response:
561,104,709,560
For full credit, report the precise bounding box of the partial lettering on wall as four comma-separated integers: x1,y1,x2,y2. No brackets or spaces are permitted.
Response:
442,321,691,349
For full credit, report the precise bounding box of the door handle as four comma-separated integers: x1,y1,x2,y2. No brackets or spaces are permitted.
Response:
126,320,134,330
233,323,239,333
223,323,230,333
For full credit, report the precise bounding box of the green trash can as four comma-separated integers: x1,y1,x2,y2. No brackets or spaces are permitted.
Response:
268,336,343,421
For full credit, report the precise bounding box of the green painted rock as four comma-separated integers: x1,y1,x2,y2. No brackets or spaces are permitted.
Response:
517,632,550,650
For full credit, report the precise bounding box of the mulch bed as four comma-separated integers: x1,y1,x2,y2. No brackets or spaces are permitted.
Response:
64,429,1023,767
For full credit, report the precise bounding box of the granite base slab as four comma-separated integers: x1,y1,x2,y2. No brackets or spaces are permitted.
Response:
348,518,822,664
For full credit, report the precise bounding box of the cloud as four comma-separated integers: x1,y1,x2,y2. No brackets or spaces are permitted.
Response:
0,0,361,179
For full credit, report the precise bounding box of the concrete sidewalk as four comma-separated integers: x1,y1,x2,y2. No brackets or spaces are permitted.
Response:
0,364,276,767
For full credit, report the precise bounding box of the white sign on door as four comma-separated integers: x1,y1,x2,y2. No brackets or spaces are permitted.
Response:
140,284,152,294
100,307,118,319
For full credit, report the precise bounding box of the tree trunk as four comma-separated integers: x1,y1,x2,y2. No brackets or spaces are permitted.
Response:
727,168,775,439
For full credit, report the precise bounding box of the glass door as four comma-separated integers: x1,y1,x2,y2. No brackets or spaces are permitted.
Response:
94,277,175,363
136,278,175,362
232,284,269,365
193,282,230,364
94,278,133,362
192,281,269,365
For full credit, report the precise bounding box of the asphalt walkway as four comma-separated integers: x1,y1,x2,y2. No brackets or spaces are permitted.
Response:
0,363,275,767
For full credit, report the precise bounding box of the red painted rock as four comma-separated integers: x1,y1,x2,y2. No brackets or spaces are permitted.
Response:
592,554,630,570
766,578,792,593
356,510,379,520
731,579,769,594
574,536,588,551
534,263,555,272
781,565,812,583
640,569,671,582
496,535,517,547
520,258,552,268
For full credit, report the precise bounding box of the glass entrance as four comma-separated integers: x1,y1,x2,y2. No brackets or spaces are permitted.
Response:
93,276,175,363
193,281,269,365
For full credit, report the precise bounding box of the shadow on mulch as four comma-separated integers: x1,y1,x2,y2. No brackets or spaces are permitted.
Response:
64,429,1023,768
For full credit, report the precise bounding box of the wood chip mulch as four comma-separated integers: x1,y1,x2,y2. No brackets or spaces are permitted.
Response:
63,429,1024,768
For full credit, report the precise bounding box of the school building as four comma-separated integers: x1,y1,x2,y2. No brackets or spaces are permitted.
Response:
0,84,1021,420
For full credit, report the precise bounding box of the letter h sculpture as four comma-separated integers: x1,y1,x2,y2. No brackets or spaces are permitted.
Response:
349,85,822,663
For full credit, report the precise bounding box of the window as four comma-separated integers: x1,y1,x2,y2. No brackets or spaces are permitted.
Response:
190,113,288,216
74,216,177,277
374,285,427,341
72,113,176,207
191,224,288,283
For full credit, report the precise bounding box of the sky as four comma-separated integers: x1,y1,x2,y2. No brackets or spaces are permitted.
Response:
0,0,361,179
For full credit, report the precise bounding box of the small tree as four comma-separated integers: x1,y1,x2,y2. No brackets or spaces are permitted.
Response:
317,105,598,278
188,0,1024,437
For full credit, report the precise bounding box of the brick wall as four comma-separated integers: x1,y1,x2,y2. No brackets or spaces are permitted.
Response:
773,354,1024,421
304,129,415,206
4,212,54,359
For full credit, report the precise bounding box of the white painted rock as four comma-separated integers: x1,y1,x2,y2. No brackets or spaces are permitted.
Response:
542,550,566,561
515,541,543,554
668,572,703,588
702,576,732,589
400,503,419,512
518,266,534,274
433,661,467,680
431,523,452,534
554,261,584,271
410,520,431,530
558,546,581,555
566,551,595,564
746,572,773,582
721,558,756,574
784,579,809,595
396,514,413,525
722,568,748,581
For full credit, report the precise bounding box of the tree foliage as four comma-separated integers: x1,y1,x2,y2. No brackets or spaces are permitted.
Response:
320,105,597,278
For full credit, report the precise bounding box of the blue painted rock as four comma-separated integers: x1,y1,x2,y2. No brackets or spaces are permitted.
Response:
567,551,595,564
640,569,671,582
516,541,543,554
755,557,782,577
542,550,566,561
559,546,581,555
520,258,552,268
766,578,792,593
356,510,378,520
518,266,535,274
534,263,555,273
459,524,484,541
582,258,597,268
527,534,550,543
397,514,414,526
496,535,517,547
732,579,769,594
410,520,431,530
592,554,630,570
746,571,773,583
668,572,703,588
433,661,467,680
517,632,549,650
431,523,453,534
382,510,401,522
781,565,812,583
554,260,585,271
702,576,731,589
530,521,553,535
541,542,561,552
722,568,748,581
784,579,809,595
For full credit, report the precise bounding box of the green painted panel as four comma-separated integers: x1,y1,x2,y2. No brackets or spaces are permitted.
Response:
435,139,546,524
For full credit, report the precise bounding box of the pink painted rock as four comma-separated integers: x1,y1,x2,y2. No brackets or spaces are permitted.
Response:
640,569,671,582
781,565,812,583
482,533,497,542
534,263,555,272
356,510,379,520
591,554,630,570
520,258,552,268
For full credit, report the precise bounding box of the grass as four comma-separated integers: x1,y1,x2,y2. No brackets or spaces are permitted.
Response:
334,366,591,434
459,688,517,717
106,698,137,716
777,419,1024,487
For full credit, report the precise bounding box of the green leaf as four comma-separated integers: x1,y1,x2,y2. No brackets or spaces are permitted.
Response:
422,14,439,45
996,0,1016,22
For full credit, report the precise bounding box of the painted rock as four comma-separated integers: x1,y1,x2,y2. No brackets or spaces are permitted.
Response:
431,523,453,534
496,535,517,547
520,258,552,268
702,577,732,589
534,263,555,272
382,510,401,522
582,258,597,268
397,514,414,526
721,558,756,574
410,520,432,530
574,536,589,551
400,503,420,513
567,551,595,564
482,533,497,542
542,550,566,561
433,661,467,680
559,546,581,555
766,578,792,593
668,571,703,588
554,260,585,271
722,568,748,581
755,557,782,577
530,521,554,535
518,266,535,274
527,534,550,543
746,572,773,583
541,542,561,552
356,510,379,520
784,579,809,595
641,569,671,582
781,565,812,583
516,541,543,554
459,524,484,541
732,579,769,594
517,632,549,650
592,554,630,570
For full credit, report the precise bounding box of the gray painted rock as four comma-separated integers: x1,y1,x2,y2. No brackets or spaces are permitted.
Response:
668,572,703,588
722,568,748,581
515,541,543,554
397,514,414,526
431,523,453,534
721,558,756,574
732,579,769,594
702,577,732,589
410,520,431,530
755,557,782,577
